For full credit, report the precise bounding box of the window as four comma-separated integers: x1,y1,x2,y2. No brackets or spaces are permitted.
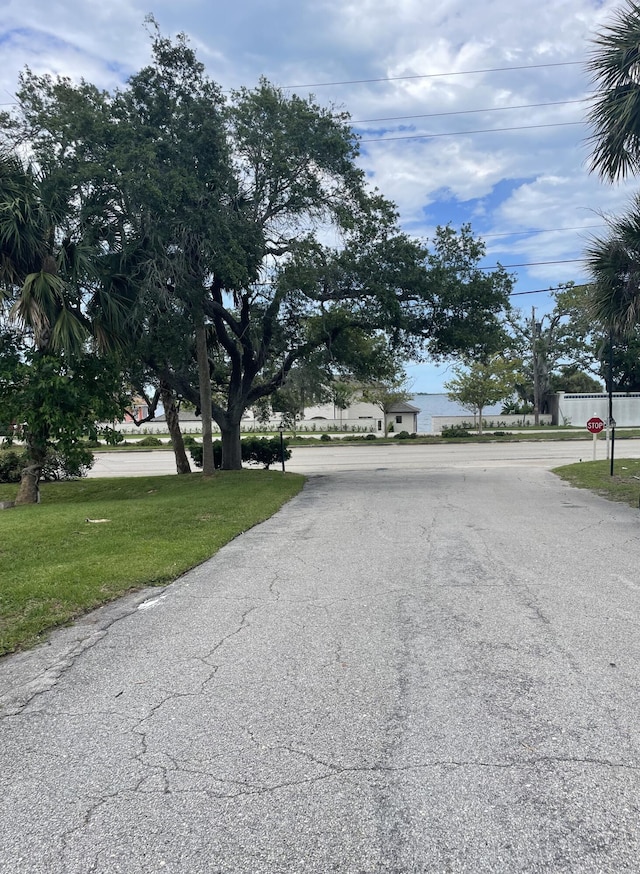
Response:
396,415,403,424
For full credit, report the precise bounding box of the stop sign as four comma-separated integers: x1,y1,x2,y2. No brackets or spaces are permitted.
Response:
586,416,605,434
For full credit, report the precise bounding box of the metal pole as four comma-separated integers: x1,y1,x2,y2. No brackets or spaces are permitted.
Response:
609,327,615,476
611,427,615,477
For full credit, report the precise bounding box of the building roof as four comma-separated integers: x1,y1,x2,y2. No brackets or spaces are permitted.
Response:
388,401,420,413
155,410,201,423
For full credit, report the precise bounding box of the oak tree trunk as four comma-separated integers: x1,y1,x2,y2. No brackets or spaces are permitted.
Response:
220,420,243,470
15,464,41,504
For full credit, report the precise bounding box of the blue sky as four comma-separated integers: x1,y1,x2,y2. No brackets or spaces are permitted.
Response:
1,0,636,390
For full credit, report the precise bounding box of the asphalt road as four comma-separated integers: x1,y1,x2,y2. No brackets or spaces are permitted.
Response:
3,444,640,871
88,436,640,477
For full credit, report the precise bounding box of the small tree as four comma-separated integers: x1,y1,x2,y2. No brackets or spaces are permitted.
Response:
445,357,520,434
0,332,127,502
362,375,413,436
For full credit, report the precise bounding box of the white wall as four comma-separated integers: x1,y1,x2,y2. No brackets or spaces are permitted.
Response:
432,414,552,433
553,393,640,427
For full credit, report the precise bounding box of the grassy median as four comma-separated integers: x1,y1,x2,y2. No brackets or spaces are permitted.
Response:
0,470,304,655
553,457,640,509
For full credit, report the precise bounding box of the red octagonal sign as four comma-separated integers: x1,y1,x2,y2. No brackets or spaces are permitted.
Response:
586,416,605,434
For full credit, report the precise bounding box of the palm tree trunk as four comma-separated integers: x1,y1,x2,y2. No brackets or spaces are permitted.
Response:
195,312,214,476
160,381,191,474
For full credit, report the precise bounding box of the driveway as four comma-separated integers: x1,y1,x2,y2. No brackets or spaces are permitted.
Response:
2,446,640,871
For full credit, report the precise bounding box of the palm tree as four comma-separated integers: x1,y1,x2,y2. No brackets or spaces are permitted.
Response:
0,151,115,502
587,1,640,181
0,152,92,351
586,198,640,334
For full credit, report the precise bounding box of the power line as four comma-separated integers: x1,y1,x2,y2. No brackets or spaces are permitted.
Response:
282,60,583,90
483,224,603,239
481,258,584,270
359,120,583,144
510,287,560,296
351,99,585,126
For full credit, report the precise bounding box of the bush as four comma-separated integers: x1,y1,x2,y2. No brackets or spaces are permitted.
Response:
492,431,513,438
0,446,94,483
41,446,94,480
100,427,124,446
183,434,198,448
190,436,291,470
396,430,412,440
365,433,377,440
320,433,332,442
136,435,163,447
0,449,25,483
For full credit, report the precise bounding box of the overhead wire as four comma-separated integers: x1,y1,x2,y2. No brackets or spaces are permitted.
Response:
359,120,583,144
281,60,584,90
351,98,585,125
480,258,584,270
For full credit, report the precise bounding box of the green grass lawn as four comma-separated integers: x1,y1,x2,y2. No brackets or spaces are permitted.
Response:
553,457,640,509
0,470,304,655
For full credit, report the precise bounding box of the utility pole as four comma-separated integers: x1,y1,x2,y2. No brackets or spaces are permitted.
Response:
531,307,542,426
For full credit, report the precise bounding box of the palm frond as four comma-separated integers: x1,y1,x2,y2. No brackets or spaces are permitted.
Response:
586,199,640,334
49,305,90,354
587,1,640,181
10,270,65,346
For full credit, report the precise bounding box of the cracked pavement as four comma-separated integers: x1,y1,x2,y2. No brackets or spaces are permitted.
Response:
2,459,640,872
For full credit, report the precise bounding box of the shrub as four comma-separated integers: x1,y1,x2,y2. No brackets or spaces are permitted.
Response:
441,425,473,438
365,433,377,440
182,434,198,448
41,446,94,480
243,436,291,469
396,430,412,440
100,427,124,445
0,446,94,483
320,432,332,442
190,436,291,470
0,449,25,483
137,435,163,447
492,431,512,438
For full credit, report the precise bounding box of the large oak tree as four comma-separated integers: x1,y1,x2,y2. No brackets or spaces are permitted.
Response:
3,27,512,470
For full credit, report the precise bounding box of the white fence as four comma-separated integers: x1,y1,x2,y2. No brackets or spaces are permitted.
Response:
552,393,640,427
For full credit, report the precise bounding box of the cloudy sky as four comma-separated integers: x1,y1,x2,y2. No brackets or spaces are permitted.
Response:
2,0,635,390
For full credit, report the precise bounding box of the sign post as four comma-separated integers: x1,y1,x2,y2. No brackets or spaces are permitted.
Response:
586,416,605,460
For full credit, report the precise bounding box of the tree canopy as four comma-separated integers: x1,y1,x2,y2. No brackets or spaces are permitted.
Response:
1,26,513,473
445,356,521,434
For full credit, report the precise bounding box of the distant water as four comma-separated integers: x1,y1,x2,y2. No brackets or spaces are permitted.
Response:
411,394,504,433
